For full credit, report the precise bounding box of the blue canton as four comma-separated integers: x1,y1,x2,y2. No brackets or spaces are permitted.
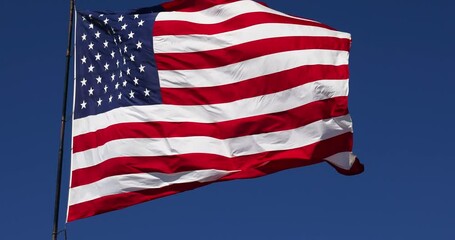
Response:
74,10,161,119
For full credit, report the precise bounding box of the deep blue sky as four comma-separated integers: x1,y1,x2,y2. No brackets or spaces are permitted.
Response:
1,0,454,239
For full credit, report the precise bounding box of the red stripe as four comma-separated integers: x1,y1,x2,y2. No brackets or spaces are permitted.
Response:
155,36,349,70
67,181,210,222
154,11,333,37
68,133,353,222
71,132,352,187
161,0,240,12
161,65,349,105
73,96,349,153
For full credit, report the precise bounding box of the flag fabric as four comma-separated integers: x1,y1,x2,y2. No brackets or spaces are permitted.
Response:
68,0,363,222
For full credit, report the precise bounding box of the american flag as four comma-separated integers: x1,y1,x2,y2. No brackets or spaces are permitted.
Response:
68,0,363,222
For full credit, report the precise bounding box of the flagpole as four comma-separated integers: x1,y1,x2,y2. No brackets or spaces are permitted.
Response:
52,0,75,239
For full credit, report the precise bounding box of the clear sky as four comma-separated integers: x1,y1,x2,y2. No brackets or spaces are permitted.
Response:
1,0,454,239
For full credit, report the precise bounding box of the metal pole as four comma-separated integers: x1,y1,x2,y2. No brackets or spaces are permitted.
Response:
52,0,75,239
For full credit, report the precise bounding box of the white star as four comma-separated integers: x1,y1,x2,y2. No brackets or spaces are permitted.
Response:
82,16,87,21
111,73,116,81
126,68,131,75
144,88,150,97
118,35,122,43
115,82,120,89
97,98,103,106
130,54,135,62
134,14,139,19
136,41,143,49
116,60,120,67
118,15,124,22
80,78,87,86
103,40,109,48
119,71,123,78
89,23,94,29
123,58,127,65
88,42,94,50
88,64,95,72
81,34,87,41
81,56,87,64
99,14,104,17
104,63,110,70
109,95,113,102
96,76,102,84
133,77,139,85
88,14,93,19
88,87,94,95
103,18,109,25
95,31,101,39
123,45,128,53
139,64,145,72
80,101,87,109
129,90,135,98
128,31,135,39
95,52,101,61
121,23,128,30
110,51,116,58
118,92,122,99
122,80,127,87
104,85,108,93
138,20,145,27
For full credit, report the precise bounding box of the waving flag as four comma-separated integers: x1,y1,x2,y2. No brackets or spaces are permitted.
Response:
68,0,363,222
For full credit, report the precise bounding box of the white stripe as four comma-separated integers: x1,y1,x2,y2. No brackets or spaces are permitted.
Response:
154,23,350,53
72,114,353,171
68,169,237,206
156,0,318,25
73,79,349,136
159,50,349,88
324,152,357,170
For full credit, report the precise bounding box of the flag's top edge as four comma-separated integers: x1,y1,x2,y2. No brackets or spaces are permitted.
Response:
77,4,165,15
